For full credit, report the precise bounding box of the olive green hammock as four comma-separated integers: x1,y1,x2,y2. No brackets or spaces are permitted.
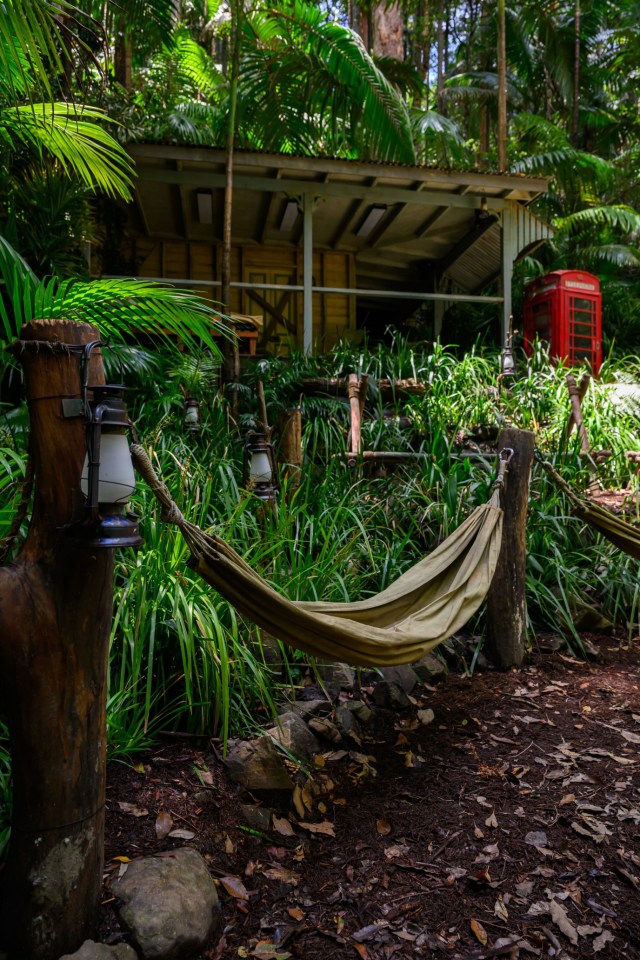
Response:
538,457,640,561
131,444,508,668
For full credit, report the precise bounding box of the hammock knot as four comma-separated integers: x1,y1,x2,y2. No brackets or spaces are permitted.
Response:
160,501,185,526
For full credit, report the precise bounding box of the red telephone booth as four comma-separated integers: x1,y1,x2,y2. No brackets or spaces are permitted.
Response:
523,270,602,373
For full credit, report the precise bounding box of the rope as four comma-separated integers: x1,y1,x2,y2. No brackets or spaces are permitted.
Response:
130,443,186,527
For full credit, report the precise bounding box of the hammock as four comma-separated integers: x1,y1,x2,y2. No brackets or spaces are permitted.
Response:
539,458,640,561
131,445,507,667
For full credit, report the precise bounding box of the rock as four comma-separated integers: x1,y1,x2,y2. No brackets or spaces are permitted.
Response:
334,704,363,742
315,661,356,690
379,665,418,694
295,682,339,702
226,737,293,791
240,804,273,833
308,716,343,744
59,942,139,960
266,711,321,758
371,680,410,710
111,848,220,960
344,700,373,725
287,699,332,720
572,602,613,633
413,652,447,682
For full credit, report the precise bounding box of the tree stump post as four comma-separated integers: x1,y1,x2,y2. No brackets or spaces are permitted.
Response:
485,427,535,669
0,319,114,959
278,407,302,491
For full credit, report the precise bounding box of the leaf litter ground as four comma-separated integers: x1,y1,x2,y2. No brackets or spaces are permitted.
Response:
101,636,640,960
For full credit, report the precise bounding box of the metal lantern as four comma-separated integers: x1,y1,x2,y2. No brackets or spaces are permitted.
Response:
242,430,279,501
184,398,201,435
500,320,517,381
67,341,142,548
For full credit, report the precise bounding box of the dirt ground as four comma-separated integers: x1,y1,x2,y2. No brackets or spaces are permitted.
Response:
101,635,640,960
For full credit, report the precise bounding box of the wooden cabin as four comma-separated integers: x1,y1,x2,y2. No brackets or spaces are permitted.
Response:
100,147,552,354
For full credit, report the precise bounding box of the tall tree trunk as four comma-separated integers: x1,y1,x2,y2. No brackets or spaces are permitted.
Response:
436,0,445,113
222,0,241,394
476,3,490,168
350,1,370,49
114,15,132,89
497,0,507,171
572,0,581,146
0,320,114,960
372,2,405,59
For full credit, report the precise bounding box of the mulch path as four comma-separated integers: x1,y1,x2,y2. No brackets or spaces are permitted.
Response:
100,636,640,960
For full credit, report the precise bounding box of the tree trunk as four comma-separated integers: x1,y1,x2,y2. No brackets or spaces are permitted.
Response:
221,0,242,393
436,0,445,113
114,16,132,89
0,320,114,960
572,0,581,146
485,428,535,669
497,0,507,172
372,1,405,60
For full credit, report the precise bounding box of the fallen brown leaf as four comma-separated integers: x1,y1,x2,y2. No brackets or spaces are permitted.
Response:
470,918,488,945
220,875,250,900
273,817,295,837
117,802,149,818
155,810,173,839
298,820,335,837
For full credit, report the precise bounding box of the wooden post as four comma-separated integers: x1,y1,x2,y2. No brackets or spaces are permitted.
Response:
566,373,591,453
485,427,535,669
278,407,302,490
256,380,271,438
0,320,114,959
347,373,362,467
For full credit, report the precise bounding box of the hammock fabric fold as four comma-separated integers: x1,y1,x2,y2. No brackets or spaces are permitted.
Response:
131,445,504,667
539,459,640,561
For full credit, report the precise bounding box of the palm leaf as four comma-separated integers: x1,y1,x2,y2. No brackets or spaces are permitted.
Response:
0,103,134,199
243,0,415,163
0,235,227,356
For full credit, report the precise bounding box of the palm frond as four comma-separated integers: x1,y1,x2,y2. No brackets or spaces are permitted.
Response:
244,0,415,163
0,103,134,199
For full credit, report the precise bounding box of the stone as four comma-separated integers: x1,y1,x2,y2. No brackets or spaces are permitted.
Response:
571,602,613,633
287,699,332,720
379,665,418,694
412,652,447,683
266,711,321,758
240,804,273,833
315,661,356,690
345,700,373,725
110,848,220,960
59,942,139,960
371,680,410,710
334,704,363,742
308,716,343,744
226,736,293,791
295,682,339,702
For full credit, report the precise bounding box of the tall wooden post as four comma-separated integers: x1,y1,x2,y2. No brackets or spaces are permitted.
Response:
486,427,535,669
0,320,114,959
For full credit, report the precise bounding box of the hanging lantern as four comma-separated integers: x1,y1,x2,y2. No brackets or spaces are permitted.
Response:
500,343,517,379
242,430,278,501
67,342,142,548
500,318,517,382
183,398,201,434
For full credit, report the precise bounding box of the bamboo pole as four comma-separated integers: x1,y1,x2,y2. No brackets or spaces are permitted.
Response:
0,320,114,959
485,427,535,669
347,373,362,467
